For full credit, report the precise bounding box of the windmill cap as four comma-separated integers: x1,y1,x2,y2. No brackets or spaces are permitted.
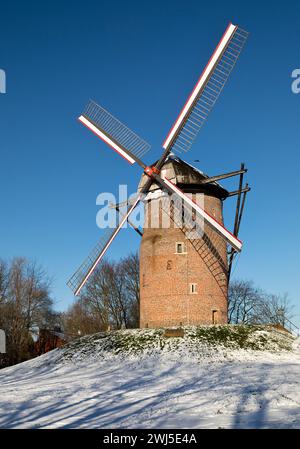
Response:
138,155,229,199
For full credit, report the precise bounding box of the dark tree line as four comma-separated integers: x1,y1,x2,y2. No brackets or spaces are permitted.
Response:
1,253,296,368
0,253,140,368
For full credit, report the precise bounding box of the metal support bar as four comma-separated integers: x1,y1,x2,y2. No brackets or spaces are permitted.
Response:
199,168,247,185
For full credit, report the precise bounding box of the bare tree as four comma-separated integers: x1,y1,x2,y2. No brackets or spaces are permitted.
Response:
0,260,8,332
228,279,295,327
72,252,140,333
80,261,112,330
120,253,140,327
228,280,262,324
62,298,103,337
0,258,53,366
258,293,294,326
81,260,128,329
0,259,8,305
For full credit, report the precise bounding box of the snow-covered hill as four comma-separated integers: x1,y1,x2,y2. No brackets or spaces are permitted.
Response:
0,325,300,429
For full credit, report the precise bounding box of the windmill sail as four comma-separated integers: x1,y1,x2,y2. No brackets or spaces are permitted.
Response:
163,23,248,153
161,176,242,252
79,100,151,165
160,194,228,297
67,196,141,296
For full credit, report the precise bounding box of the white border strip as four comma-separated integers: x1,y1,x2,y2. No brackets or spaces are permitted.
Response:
74,196,141,295
162,176,242,252
163,23,237,150
79,115,136,165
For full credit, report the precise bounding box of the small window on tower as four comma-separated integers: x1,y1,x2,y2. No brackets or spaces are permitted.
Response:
189,283,197,294
175,242,186,254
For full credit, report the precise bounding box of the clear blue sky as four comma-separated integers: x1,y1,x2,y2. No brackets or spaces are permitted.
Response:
1,0,300,325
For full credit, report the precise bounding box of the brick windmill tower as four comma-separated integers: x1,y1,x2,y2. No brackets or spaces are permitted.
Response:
138,155,249,327
67,23,250,327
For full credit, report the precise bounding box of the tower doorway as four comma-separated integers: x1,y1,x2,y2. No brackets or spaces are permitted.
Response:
212,310,218,325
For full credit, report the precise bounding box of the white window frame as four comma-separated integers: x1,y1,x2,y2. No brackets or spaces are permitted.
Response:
189,283,197,294
175,242,187,254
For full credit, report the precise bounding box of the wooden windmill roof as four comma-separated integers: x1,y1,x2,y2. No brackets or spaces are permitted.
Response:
138,154,229,199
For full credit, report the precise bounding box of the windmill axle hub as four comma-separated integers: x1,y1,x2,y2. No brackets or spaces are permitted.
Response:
144,165,160,178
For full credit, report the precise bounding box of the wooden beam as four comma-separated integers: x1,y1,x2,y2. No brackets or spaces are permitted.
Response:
227,186,251,197
109,199,131,210
115,205,143,237
227,251,235,281
236,184,249,235
233,163,245,236
199,168,247,185
228,163,245,280
227,185,249,280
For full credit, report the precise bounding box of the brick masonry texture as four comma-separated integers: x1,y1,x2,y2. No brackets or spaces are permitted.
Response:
140,192,228,328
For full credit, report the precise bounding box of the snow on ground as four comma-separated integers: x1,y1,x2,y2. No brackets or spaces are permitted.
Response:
0,326,300,429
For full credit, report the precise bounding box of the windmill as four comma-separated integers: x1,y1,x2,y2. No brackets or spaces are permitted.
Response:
67,22,250,327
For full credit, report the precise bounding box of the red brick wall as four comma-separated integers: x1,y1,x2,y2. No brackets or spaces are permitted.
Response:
140,192,228,328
